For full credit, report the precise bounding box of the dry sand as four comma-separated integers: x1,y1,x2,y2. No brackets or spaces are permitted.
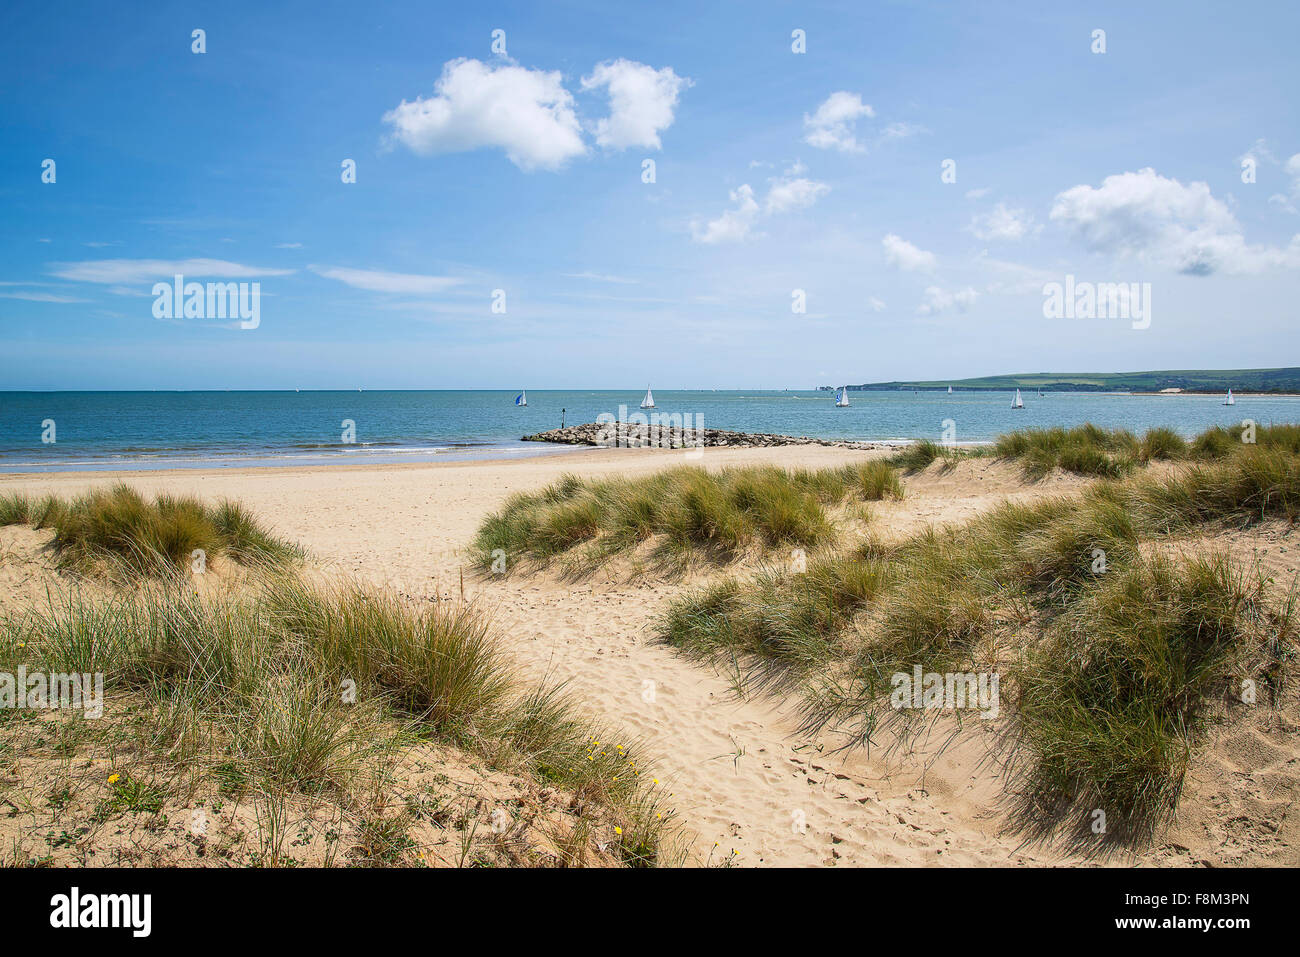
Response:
3,445,1295,867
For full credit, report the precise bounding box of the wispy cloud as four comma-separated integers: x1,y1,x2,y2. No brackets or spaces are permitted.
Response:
563,271,640,284
977,254,1057,295
917,286,978,316
310,265,463,294
882,233,936,271
692,166,830,244
49,258,294,285
968,202,1040,242
803,92,874,153
0,290,89,303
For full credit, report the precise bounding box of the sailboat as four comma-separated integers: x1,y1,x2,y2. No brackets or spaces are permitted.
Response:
1223,388,1235,406
515,390,527,407
835,386,850,408
1012,389,1025,410
640,385,655,410
947,385,953,394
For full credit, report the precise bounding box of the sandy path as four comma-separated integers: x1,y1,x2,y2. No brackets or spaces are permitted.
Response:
1,447,1074,866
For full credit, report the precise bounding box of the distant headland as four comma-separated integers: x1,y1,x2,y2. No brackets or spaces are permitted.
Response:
820,367,1300,394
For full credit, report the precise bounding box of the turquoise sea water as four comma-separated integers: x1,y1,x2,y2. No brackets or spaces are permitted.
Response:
1,390,1296,472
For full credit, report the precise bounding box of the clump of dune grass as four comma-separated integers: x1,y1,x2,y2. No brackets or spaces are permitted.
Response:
836,460,904,501
0,492,33,525
1131,446,1300,531
1,570,675,865
1190,425,1239,460
889,439,954,472
1007,554,1288,844
663,446,1299,700
657,551,890,689
1188,422,1300,459
656,443,1300,839
994,424,1139,479
0,491,65,528
998,422,1300,479
662,485,1147,705
472,462,900,571
0,484,301,576
1138,426,1186,463
1257,423,1300,454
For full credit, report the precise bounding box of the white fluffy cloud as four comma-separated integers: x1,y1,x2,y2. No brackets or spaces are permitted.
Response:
969,203,1038,242
383,58,586,171
691,170,830,244
692,184,761,244
384,57,689,170
763,175,831,214
580,59,691,150
310,265,462,294
49,258,293,284
1050,167,1300,275
917,286,978,316
882,234,936,271
1268,153,1300,213
803,92,875,153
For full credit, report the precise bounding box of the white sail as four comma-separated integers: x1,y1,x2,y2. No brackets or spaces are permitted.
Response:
641,386,655,409
1224,388,1235,406
947,385,953,394
515,390,527,407
1012,389,1024,409
835,386,850,407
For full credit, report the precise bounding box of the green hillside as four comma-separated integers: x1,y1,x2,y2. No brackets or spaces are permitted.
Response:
836,368,1300,394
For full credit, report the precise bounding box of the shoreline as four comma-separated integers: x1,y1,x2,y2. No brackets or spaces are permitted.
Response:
0,442,895,485
0,436,1003,477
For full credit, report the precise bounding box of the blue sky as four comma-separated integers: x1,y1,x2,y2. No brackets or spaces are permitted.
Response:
2,0,1298,390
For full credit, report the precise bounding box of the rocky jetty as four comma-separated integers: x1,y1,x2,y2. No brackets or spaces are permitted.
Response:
521,422,888,450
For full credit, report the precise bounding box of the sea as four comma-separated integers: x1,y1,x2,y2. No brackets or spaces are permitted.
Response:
1,389,1296,472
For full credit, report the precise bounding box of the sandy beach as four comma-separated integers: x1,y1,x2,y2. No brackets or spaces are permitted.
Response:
6,443,1293,867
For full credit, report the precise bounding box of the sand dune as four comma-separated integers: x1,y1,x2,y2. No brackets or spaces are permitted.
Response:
4,445,1295,866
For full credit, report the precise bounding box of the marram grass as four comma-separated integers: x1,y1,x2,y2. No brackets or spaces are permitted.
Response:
992,421,1300,479
472,461,901,571
0,483,302,576
655,444,1300,845
1,570,676,866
